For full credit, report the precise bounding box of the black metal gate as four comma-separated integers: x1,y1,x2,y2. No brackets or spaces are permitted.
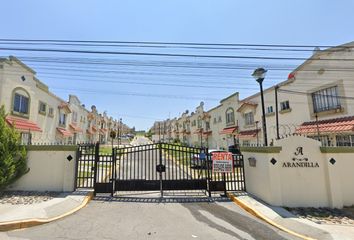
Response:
76,142,246,196
114,143,208,193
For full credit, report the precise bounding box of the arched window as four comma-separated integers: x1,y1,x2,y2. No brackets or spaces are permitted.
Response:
12,87,30,117
225,108,235,126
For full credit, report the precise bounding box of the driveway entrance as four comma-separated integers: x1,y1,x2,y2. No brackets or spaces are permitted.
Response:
75,142,246,196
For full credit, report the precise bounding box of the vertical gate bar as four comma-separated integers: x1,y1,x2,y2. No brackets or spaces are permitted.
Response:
187,148,195,179
84,148,88,187
155,144,158,181
116,148,124,180
130,147,133,180
223,173,227,196
241,155,246,191
133,146,135,180
183,147,188,180
146,144,151,180
169,144,172,180
128,148,130,180
82,148,85,188
137,146,140,179
236,155,240,191
144,146,147,180
93,142,99,196
136,146,142,179
166,144,170,180
111,149,116,196
206,147,211,197
184,147,188,180
183,148,186,180
139,146,142,180
121,147,124,182
159,142,163,197
177,145,182,180
173,145,177,181
151,145,154,180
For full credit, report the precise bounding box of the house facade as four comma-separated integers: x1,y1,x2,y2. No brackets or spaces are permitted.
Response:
0,56,130,144
154,41,354,149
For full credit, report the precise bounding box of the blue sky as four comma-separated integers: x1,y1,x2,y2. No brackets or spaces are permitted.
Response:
1,0,354,130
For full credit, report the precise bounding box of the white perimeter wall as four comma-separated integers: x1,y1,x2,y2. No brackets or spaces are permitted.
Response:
8,146,77,192
243,135,354,208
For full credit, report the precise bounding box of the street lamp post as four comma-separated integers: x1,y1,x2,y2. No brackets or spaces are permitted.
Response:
252,68,268,146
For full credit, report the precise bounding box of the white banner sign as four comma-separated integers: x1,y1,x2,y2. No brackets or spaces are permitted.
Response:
212,152,233,173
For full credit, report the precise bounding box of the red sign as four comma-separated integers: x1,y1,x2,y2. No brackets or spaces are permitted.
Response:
212,152,233,173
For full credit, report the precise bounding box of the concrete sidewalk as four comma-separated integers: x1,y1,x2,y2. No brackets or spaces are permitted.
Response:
229,192,354,240
0,190,93,231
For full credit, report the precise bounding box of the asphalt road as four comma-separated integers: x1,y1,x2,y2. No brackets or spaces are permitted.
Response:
3,193,299,240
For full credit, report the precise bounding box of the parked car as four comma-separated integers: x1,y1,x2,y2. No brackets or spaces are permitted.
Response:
191,149,226,169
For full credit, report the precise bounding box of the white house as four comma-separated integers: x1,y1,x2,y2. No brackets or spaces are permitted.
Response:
238,42,354,147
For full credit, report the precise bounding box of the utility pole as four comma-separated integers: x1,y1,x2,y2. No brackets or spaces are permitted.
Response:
275,85,280,140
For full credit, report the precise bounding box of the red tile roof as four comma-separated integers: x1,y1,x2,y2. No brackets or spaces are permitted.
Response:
57,127,73,137
69,123,83,133
219,127,238,135
236,129,260,139
296,116,354,134
5,116,42,132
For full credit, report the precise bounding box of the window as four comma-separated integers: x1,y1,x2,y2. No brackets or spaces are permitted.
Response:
13,93,29,115
38,101,46,114
242,140,250,146
336,135,354,147
213,117,217,124
311,135,331,146
218,116,222,122
225,108,235,126
48,107,54,117
197,117,202,128
244,112,254,126
267,106,273,114
72,112,78,123
59,112,67,126
192,120,196,126
280,100,290,111
205,121,210,131
312,86,341,113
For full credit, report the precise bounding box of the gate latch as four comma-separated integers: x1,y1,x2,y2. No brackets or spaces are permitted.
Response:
156,164,166,173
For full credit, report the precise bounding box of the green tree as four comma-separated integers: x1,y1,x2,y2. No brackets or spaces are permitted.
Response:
0,106,28,189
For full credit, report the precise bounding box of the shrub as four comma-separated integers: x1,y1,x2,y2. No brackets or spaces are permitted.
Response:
0,106,28,189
